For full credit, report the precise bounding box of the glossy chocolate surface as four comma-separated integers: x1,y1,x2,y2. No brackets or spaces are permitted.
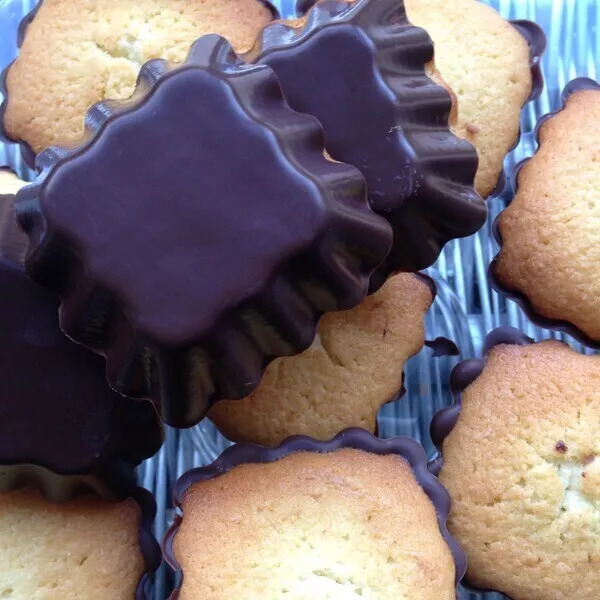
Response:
490,78,600,348
293,1,547,203
0,192,162,500
15,35,392,427
164,428,467,599
0,0,281,166
248,0,486,277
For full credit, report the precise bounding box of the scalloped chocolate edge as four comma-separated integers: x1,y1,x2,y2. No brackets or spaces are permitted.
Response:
163,428,467,599
292,0,546,202
0,192,164,497
0,0,281,166
248,0,486,274
16,34,392,427
490,78,600,349
133,487,162,600
429,326,553,600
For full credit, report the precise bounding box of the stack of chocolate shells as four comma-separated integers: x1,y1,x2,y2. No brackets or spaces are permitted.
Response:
0,0,555,598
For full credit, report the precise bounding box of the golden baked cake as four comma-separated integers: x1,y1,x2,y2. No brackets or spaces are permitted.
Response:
404,0,535,197
2,0,274,154
209,273,433,445
494,83,600,344
171,447,457,600
0,488,148,599
438,335,600,600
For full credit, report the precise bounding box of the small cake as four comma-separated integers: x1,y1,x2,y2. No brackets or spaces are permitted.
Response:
249,0,485,275
294,0,543,198
1,0,275,156
493,79,600,346
403,0,542,197
0,487,159,600
15,35,392,427
209,273,434,445
0,174,162,500
433,328,600,600
165,430,465,600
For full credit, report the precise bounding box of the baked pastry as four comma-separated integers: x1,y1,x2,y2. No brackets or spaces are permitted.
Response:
404,0,543,197
493,78,600,346
15,35,392,427
1,0,276,157
0,487,159,600
432,327,600,600
294,0,544,198
0,173,162,500
248,0,485,275
165,429,465,600
209,272,434,445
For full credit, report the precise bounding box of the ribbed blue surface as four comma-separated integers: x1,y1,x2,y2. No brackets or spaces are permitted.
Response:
0,2,597,599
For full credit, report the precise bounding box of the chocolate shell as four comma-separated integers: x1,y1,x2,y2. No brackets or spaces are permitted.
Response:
164,428,467,599
0,0,281,166
0,192,162,501
292,2,547,201
490,78,600,349
15,34,392,427
130,487,163,600
246,0,486,277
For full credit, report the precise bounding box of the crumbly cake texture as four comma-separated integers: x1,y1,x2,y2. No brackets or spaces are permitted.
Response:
404,0,533,197
494,89,600,342
0,488,145,599
3,0,274,153
174,448,456,600
440,341,600,599
209,273,433,445
0,170,25,195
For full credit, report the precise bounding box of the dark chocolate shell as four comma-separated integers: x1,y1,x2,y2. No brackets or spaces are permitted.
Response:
490,78,600,349
247,0,486,278
164,428,467,599
0,0,281,167
0,192,163,501
292,1,547,202
15,34,392,427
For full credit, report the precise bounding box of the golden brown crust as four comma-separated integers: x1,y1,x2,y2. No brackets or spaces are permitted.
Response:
440,341,600,599
495,90,600,341
4,0,274,153
405,0,532,197
209,273,432,445
175,449,456,600
0,488,144,599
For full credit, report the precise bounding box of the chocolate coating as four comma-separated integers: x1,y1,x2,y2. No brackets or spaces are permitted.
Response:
292,1,547,202
490,78,600,349
15,34,392,427
0,192,162,501
0,0,282,167
164,428,467,599
429,327,538,599
247,0,486,277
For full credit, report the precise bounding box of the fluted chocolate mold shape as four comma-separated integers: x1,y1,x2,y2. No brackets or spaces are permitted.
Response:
490,78,600,349
0,192,163,501
0,0,282,166
15,35,393,427
164,428,467,599
292,2,547,202
246,0,486,279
